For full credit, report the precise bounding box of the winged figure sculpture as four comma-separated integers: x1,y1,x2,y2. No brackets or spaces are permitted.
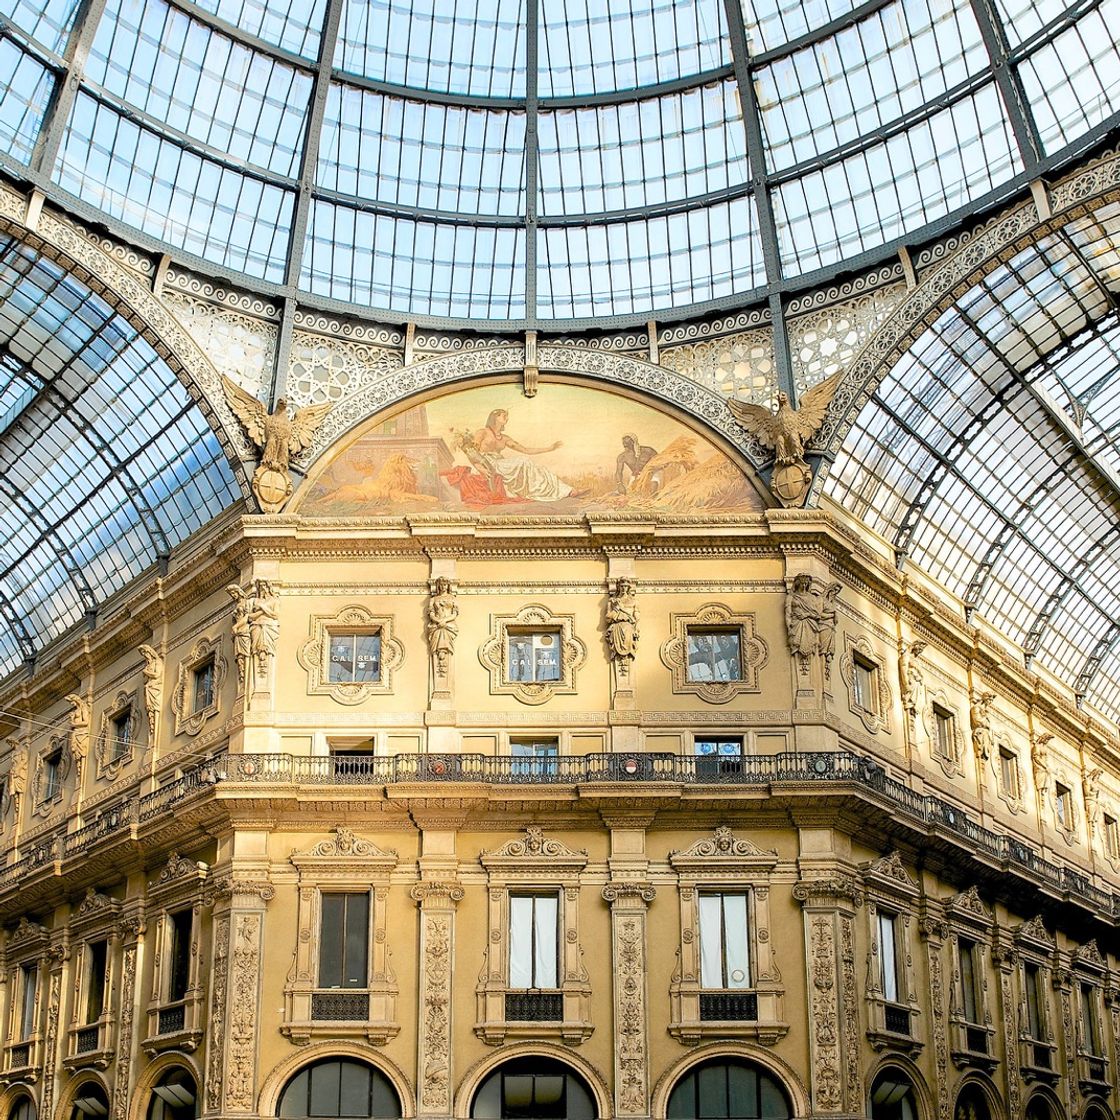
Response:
727,372,842,506
221,375,332,512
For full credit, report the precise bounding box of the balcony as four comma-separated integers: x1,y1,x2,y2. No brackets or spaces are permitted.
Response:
1078,1052,1111,1093
311,991,371,1022
63,1020,114,1072
699,992,758,1021
1020,1038,1059,1083
868,1002,922,1056
951,1021,998,1072
504,991,563,1022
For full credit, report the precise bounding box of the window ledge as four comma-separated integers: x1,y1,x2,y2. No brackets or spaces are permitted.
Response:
140,1028,203,1057
668,1020,789,1047
62,1048,115,1072
280,1021,399,1047
474,1019,594,1046
867,1027,924,1056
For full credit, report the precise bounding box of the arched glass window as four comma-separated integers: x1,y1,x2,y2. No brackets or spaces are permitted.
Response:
471,1057,596,1120
148,1069,199,1120
1026,1098,1061,1120
72,1084,110,1120
9,1097,37,1120
870,1072,917,1120
954,1085,992,1120
278,1059,401,1120
666,1058,791,1120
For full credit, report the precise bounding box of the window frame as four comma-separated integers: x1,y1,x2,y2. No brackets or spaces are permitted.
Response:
941,886,997,1068
1071,940,1111,1086
668,826,785,1045
326,630,383,685
505,629,563,684
1013,916,1058,1077
660,603,767,704
841,635,892,734
171,637,226,736
297,606,404,704
479,604,587,706
64,889,123,1069
96,689,140,780
3,917,50,1076
285,827,399,1045
507,892,560,990
476,827,591,1045
684,627,744,684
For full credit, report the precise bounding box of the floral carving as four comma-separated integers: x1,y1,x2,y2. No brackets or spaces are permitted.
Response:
207,916,230,1111
483,826,587,862
809,914,842,1111
419,912,453,1111
863,850,917,890
670,825,775,861
614,914,649,1115
296,826,396,861
928,940,949,1120
40,968,62,1120
226,913,261,1110
112,946,137,1120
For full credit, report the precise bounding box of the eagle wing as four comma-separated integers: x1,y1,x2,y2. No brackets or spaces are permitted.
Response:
220,375,269,449
287,401,333,455
787,371,842,443
727,398,780,451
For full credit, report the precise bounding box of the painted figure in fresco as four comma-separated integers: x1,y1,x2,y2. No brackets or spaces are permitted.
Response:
444,408,572,505
614,434,658,492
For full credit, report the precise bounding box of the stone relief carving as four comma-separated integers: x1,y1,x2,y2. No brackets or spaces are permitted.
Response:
226,912,261,1110
426,577,459,682
786,576,841,677
809,914,843,1111
840,915,862,1111
605,578,640,685
899,640,926,719
296,826,396,861
413,901,455,1113
613,911,650,1115
39,967,63,1118
296,605,404,704
207,915,230,1111
221,374,332,512
928,937,950,1120
863,850,918,891
728,372,842,506
112,944,137,1120
670,825,776,861
478,603,587,706
484,826,587,862
139,644,163,746
1083,768,1102,835
228,580,279,694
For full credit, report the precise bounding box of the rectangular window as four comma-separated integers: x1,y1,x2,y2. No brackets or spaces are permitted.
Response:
686,629,742,682
878,911,900,1002
167,909,193,1002
318,893,369,989
933,705,955,759
1081,983,1101,1054
695,738,744,777
20,962,37,1038
958,938,980,1023
999,748,1018,798
509,895,558,989
1055,783,1071,827
42,749,63,801
86,939,108,1023
699,892,751,989
1025,962,1044,1040
192,658,216,713
510,738,559,777
1106,814,1120,860
853,655,878,711
328,632,382,683
111,709,132,761
506,632,561,683
330,743,376,779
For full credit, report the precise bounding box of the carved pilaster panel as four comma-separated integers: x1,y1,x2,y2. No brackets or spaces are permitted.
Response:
806,912,843,1113
927,937,950,1120
996,956,1021,1120
417,906,454,1115
206,915,230,1113
610,904,651,1117
112,944,138,1120
840,914,862,1113
226,913,262,1112
39,965,63,1120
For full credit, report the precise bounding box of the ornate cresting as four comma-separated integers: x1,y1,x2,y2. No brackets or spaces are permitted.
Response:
793,874,864,1115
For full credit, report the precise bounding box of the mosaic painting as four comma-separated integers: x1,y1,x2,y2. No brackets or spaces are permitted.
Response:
298,382,764,516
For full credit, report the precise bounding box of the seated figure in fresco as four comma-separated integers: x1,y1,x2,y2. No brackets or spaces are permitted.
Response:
444,408,573,505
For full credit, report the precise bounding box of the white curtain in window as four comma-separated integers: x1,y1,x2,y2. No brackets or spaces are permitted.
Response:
509,896,558,987
879,912,898,1001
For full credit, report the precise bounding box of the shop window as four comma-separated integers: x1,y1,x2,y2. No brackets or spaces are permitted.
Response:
148,1069,199,1120
278,1058,401,1119
328,633,381,684
471,1058,596,1120
319,893,370,990
686,628,742,682
507,632,561,683
666,1058,791,1120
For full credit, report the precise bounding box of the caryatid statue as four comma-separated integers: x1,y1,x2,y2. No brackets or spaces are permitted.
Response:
66,693,90,785
786,574,841,677
426,578,459,679
227,584,252,690
139,644,163,745
898,640,927,716
605,578,640,680
1030,732,1052,793
970,691,996,763
249,580,279,680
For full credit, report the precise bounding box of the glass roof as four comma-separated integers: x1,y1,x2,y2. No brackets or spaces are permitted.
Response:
1,0,1117,327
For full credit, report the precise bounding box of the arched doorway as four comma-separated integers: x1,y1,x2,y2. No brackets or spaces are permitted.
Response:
7,1097,36,1120
72,1084,110,1120
470,1057,596,1119
870,1071,918,1120
954,1084,994,1120
1026,1096,1058,1120
278,1058,401,1119
148,1069,199,1120
666,1057,792,1119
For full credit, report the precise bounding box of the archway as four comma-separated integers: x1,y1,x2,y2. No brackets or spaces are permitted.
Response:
7,1096,36,1120
954,1082,996,1120
277,1058,401,1120
665,1057,792,1119
147,1069,199,1120
470,1057,597,1120
70,1084,110,1120
870,1070,918,1120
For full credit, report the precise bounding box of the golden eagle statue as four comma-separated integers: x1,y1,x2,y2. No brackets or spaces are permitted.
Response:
221,375,332,513
727,372,842,506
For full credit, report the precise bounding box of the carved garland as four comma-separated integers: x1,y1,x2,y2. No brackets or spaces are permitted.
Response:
296,605,404,705
478,603,587,706
659,603,768,704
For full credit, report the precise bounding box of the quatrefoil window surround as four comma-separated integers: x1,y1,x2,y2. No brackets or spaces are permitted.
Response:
479,604,587,705
660,603,768,704
297,605,404,705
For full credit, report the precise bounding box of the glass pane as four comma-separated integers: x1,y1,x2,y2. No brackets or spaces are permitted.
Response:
697,1063,728,1118
308,1061,341,1118
699,894,723,988
533,895,558,988
509,896,533,987
344,894,369,987
329,634,356,682
959,941,977,1022
318,895,344,987
879,913,898,1001
338,1061,369,1117
722,894,750,989
354,634,381,681
535,635,560,681
278,1071,308,1119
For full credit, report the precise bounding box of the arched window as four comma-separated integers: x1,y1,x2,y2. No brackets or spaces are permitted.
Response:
471,1057,596,1120
870,1072,918,1120
9,1097,36,1120
148,1069,199,1120
278,1059,401,1120
72,1084,110,1120
954,1085,992,1120
666,1058,791,1120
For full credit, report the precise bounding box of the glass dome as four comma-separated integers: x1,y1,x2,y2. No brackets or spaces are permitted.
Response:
1,0,1116,327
